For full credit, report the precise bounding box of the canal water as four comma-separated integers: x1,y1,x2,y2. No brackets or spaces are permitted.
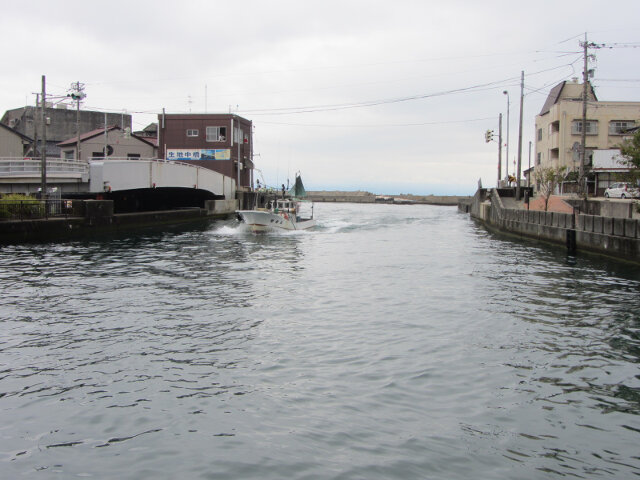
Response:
0,203,639,479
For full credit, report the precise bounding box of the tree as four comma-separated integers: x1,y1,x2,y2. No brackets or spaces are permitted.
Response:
534,166,567,212
619,129,640,185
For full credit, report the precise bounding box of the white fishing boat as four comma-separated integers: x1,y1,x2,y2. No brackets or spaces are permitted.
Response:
236,174,316,233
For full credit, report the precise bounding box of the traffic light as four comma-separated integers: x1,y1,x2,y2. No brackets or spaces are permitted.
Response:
484,129,494,143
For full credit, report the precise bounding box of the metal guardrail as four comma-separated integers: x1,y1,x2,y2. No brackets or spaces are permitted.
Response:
0,199,74,221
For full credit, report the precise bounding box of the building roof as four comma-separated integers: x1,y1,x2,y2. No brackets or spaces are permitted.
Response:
0,121,32,143
538,81,598,116
142,123,157,133
159,113,252,123
57,125,156,147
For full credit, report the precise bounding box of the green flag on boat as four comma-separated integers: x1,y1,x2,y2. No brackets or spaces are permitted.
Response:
289,174,307,198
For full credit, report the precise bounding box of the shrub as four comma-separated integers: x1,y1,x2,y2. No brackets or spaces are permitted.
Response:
0,194,44,220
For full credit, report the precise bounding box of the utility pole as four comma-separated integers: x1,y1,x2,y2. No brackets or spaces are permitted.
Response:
498,113,503,187
104,112,108,158
528,141,532,188
40,75,47,199
580,34,588,196
579,33,602,198
33,94,39,160
516,70,524,200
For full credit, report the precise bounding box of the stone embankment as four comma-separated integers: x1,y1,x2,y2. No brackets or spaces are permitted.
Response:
459,188,640,264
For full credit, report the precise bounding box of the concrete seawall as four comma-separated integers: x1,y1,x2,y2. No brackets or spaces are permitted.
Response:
307,191,469,205
307,191,376,203
460,189,640,264
0,199,236,244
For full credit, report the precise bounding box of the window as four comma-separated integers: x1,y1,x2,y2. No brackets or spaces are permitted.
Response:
537,128,542,141
64,150,74,160
536,152,541,165
206,126,227,142
571,120,598,135
127,153,141,159
609,121,635,135
186,129,199,137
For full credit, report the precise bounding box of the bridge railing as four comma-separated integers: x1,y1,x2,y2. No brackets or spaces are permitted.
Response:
0,158,88,176
88,157,157,162
0,157,215,177
89,157,205,169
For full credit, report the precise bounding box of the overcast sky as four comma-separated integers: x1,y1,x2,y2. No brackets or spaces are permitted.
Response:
1,1,639,194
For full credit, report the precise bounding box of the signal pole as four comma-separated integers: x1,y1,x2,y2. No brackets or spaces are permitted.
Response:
503,90,510,179
69,81,86,161
516,70,524,200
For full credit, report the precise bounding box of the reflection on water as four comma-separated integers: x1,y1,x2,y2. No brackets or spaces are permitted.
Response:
0,203,639,479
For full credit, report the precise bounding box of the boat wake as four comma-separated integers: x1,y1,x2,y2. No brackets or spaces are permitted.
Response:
209,222,314,237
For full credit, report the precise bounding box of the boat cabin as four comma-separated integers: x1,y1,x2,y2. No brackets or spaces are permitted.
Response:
275,199,296,212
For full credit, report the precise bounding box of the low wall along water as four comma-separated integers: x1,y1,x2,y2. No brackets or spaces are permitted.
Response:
0,199,237,244
462,189,640,264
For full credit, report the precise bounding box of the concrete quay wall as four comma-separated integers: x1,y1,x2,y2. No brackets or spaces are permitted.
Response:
462,189,640,264
382,195,470,206
307,191,376,203
307,191,468,205
0,199,236,244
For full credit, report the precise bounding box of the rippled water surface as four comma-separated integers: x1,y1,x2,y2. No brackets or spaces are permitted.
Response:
1,203,639,479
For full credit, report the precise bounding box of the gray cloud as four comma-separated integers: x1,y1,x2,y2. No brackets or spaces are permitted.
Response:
1,1,639,194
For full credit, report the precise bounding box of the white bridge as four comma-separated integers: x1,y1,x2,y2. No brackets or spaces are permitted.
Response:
0,158,235,200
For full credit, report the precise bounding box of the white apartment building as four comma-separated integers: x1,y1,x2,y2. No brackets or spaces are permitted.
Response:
535,79,640,194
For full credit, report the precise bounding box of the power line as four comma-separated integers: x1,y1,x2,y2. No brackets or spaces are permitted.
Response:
238,62,580,116
261,116,497,128
597,78,640,82
239,80,516,115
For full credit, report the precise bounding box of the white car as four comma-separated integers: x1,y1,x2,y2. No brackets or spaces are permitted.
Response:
604,182,640,199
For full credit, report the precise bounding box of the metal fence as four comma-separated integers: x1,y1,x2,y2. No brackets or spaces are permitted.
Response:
0,199,74,221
